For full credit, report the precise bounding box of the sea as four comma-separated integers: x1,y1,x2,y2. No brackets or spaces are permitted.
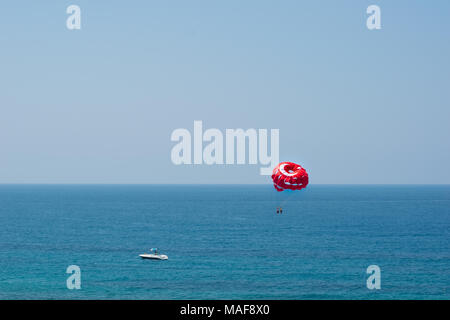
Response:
0,184,449,300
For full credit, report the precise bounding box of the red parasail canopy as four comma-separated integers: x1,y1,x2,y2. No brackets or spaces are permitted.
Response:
272,162,309,192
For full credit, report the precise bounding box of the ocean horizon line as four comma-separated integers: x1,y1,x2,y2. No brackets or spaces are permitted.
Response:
0,183,449,186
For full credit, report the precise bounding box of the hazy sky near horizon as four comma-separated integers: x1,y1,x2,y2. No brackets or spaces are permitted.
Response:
1,1,449,184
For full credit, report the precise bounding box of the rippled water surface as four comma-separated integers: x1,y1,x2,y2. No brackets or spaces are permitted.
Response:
0,185,449,299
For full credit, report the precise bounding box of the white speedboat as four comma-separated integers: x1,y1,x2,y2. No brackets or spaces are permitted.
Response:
139,248,168,260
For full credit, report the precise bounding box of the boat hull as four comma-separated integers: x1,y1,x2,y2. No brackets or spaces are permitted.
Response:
139,254,168,260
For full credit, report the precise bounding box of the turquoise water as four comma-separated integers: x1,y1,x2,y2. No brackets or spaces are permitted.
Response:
0,185,449,299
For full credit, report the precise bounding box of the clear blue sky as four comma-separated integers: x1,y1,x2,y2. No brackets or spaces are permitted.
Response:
0,1,449,184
